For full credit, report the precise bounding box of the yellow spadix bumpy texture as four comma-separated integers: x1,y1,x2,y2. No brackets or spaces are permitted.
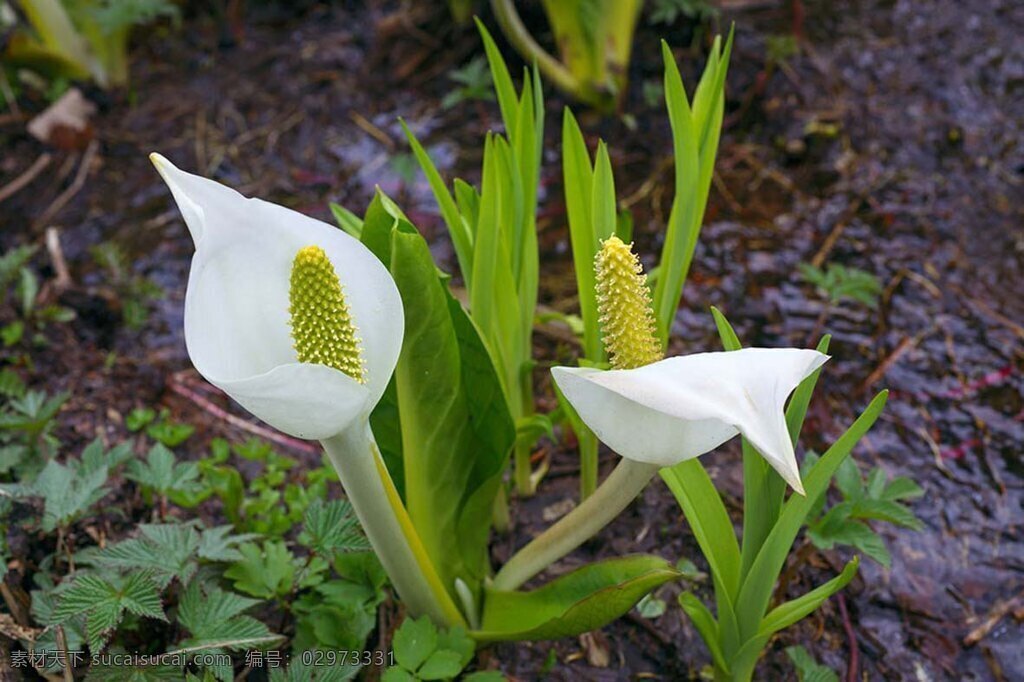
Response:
595,236,663,370
289,245,365,383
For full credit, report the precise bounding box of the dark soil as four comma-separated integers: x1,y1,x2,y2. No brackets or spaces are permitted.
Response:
1,0,1021,679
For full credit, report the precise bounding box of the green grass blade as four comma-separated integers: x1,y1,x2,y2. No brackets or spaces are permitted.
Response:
757,556,859,637
652,40,700,346
679,592,728,672
561,108,602,361
591,141,617,244
734,391,888,640
400,119,473,286
476,18,519,139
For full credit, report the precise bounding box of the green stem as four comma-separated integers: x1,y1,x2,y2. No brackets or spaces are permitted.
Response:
513,439,533,496
578,426,599,500
493,458,659,590
489,0,583,100
322,423,465,626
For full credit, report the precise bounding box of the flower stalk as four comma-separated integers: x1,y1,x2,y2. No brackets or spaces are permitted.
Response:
322,424,465,626
492,458,659,591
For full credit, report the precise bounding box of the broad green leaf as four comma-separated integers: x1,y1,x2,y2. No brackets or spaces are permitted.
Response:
418,650,463,680
734,391,888,640
94,524,200,587
393,616,438,671
388,222,514,598
474,555,680,642
759,557,859,637
224,541,296,599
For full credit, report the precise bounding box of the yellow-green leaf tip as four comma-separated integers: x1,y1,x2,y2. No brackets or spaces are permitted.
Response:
595,236,663,370
288,245,365,383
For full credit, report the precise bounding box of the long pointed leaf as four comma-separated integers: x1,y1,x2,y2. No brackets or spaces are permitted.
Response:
734,391,888,640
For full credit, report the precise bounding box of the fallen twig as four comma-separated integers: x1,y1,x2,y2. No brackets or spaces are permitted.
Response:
45,227,73,292
837,593,859,682
168,377,321,456
34,139,99,229
0,153,52,204
964,591,1024,647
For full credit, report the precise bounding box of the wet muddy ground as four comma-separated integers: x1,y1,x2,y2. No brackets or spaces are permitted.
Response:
1,0,1021,679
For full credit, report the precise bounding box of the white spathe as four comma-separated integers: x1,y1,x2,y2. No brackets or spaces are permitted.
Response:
552,348,829,494
151,153,403,440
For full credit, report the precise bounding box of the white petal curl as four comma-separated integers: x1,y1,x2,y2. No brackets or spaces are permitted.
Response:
552,348,829,493
151,153,403,440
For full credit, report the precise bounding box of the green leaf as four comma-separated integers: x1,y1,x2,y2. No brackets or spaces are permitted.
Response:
734,391,888,640
882,476,924,501
387,222,515,598
28,459,108,532
400,120,472,285
126,443,200,496
196,525,259,563
786,646,839,682
330,202,363,238
95,524,201,587
176,580,277,651
759,557,859,637
659,460,740,602
224,541,296,599
635,593,666,618
382,669,417,682
474,555,680,642
561,108,602,361
678,592,728,673
418,650,464,680
393,616,438,671
52,573,165,652
462,673,506,682
299,499,371,556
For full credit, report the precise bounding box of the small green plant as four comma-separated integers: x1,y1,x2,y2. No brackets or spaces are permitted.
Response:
798,262,882,308
0,244,74,349
91,241,164,330
0,381,68,478
6,0,179,88
125,443,204,518
657,310,893,680
804,453,924,567
125,406,195,446
649,0,719,25
786,645,839,682
442,55,496,109
489,0,643,110
384,616,503,682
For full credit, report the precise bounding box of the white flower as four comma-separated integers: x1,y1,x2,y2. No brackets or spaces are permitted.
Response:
150,153,403,440
552,348,828,493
